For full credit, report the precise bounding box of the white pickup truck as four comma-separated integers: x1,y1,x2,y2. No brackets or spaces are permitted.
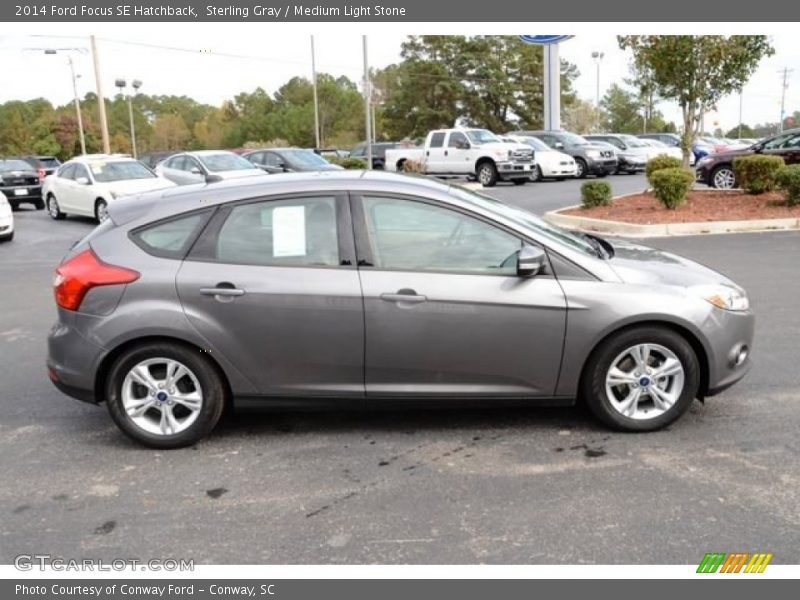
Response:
384,128,535,187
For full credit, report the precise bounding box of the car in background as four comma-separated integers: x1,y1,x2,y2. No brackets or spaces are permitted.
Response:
638,132,681,147
0,158,44,210
18,155,62,182
509,130,617,178
314,148,350,159
584,134,650,174
696,128,800,189
43,154,176,222
637,138,688,164
0,192,14,242
502,135,577,181
138,151,177,170
156,150,266,185
242,148,343,173
46,171,754,448
350,141,401,169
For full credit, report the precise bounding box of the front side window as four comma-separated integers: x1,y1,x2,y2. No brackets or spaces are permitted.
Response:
264,152,283,168
215,196,339,267
448,132,469,148
58,164,76,179
362,196,522,275
73,164,91,181
200,153,258,173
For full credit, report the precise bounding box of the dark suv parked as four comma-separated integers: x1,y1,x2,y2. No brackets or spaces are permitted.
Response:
0,159,44,209
18,155,61,182
695,128,800,189
509,130,617,178
350,142,400,170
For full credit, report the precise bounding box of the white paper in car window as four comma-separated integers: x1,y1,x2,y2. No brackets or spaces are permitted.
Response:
272,206,306,257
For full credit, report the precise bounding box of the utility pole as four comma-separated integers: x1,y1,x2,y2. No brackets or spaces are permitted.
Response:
738,89,743,139
310,36,320,149
779,67,793,133
91,35,111,154
67,56,87,155
363,35,372,170
591,51,604,132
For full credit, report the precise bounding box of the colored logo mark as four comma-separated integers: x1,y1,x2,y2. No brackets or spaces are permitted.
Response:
697,552,773,573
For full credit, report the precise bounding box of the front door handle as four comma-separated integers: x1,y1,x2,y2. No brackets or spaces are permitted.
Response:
380,289,427,304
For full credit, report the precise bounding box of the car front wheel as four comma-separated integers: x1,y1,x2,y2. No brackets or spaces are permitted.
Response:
105,342,227,448
47,194,65,220
711,165,736,189
582,326,700,432
477,161,498,187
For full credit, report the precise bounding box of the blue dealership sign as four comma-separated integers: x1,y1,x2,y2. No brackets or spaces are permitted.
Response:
519,35,573,44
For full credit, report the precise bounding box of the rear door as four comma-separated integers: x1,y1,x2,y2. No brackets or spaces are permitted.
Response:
424,131,448,173
176,192,365,397
352,193,567,398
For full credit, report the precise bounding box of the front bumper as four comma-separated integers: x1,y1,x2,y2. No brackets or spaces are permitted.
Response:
617,156,647,171
496,161,534,180
585,158,618,174
702,307,755,397
695,164,714,184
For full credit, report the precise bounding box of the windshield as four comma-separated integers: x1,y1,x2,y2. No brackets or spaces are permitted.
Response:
465,129,501,144
201,153,259,172
518,136,551,152
619,135,646,148
0,160,35,173
559,132,590,146
89,160,156,182
449,185,599,257
283,149,331,167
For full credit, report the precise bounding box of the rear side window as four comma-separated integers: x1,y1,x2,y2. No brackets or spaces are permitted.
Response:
58,164,76,179
132,211,210,259
429,132,446,148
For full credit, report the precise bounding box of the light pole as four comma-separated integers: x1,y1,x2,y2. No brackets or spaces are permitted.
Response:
362,35,372,170
38,48,87,155
310,35,321,149
591,51,604,131
115,78,142,158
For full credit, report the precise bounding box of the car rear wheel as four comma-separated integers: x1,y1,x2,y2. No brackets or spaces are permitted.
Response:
582,326,700,432
35,199,45,210
47,194,65,220
94,199,108,223
711,165,736,189
105,342,226,448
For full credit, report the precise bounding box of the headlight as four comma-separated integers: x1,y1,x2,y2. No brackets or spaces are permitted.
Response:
585,150,601,158
692,284,750,311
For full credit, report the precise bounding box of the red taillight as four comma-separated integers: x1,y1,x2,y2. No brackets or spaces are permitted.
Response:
53,249,139,311
38,168,46,182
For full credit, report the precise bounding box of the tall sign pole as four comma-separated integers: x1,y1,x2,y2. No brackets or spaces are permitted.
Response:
363,35,372,170
520,36,573,131
311,36,320,148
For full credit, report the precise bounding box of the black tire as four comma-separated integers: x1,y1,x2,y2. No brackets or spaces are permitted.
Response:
35,199,45,210
581,326,700,432
512,178,527,186
597,172,608,178
94,199,108,223
476,161,498,187
47,194,65,220
0,231,13,242
105,342,227,449
10,201,19,211
575,158,588,179
530,165,542,182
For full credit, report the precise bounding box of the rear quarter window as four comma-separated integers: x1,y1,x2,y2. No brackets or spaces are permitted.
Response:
131,211,211,259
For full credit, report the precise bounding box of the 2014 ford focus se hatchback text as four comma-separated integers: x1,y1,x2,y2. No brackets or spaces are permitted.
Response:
46,171,754,448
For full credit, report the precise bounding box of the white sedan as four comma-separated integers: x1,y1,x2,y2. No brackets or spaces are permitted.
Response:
503,135,577,181
43,155,176,223
156,150,266,185
0,192,14,242
638,138,694,166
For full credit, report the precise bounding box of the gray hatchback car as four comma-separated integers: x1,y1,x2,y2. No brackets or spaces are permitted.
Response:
47,171,754,448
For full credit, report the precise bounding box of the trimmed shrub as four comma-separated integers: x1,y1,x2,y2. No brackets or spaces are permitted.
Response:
775,164,800,207
646,155,682,185
328,156,368,170
580,181,612,208
732,154,785,194
650,168,694,210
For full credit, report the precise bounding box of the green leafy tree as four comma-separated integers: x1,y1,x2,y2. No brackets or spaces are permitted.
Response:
600,84,643,133
618,35,774,166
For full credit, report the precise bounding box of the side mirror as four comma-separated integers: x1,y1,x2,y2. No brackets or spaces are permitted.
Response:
278,162,289,171
517,245,546,278
455,140,470,150
190,167,203,175
75,176,90,185
553,142,565,150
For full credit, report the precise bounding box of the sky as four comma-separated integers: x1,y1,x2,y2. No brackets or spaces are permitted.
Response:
1,25,799,134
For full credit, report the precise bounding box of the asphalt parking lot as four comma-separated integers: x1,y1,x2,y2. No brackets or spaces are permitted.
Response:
2,174,799,565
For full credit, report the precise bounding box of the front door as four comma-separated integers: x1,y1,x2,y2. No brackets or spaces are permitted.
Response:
352,194,567,398
176,193,365,396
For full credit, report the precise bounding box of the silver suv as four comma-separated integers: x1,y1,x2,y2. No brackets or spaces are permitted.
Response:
47,172,754,448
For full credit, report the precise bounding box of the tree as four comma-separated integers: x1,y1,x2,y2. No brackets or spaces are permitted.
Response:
600,84,642,133
150,114,191,150
618,36,774,166
562,98,598,134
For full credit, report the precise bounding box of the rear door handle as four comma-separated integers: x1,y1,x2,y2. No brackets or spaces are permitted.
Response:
380,289,427,304
200,285,245,297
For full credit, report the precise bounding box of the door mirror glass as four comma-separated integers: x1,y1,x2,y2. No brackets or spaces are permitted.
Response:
553,142,565,150
190,167,202,175
517,244,546,277
75,176,90,185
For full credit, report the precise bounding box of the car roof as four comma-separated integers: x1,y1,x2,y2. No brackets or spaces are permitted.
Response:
182,150,241,157
70,154,136,164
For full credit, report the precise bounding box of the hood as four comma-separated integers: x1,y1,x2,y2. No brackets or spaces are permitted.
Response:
605,238,737,288
108,177,176,197
701,147,755,161
618,146,651,157
480,141,530,152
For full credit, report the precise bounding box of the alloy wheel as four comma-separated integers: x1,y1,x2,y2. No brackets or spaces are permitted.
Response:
713,167,735,189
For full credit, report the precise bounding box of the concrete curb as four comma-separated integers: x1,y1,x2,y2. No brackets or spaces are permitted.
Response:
545,196,800,238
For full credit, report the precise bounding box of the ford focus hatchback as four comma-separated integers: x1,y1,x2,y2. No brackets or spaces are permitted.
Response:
47,172,754,448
